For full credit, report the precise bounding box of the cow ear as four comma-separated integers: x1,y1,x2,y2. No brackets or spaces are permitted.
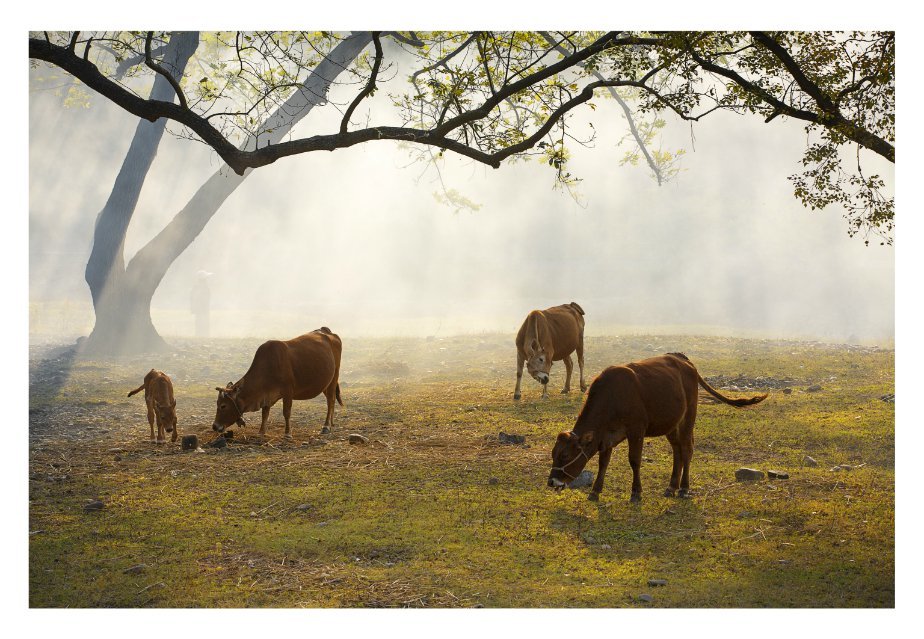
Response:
215,387,225,393
556,431,572,443
580,431,594,444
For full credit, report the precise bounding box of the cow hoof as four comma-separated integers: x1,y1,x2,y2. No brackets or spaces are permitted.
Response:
320,426,331,435
678,489,692,499
513,393,521,401
630,493,642,503
663,488,676,498
588,492,600,502
156,439,166,445
283,433,293,441
560,388,570,394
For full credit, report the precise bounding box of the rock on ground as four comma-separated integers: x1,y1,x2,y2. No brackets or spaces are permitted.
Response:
568,470,594,489
735,468,765,481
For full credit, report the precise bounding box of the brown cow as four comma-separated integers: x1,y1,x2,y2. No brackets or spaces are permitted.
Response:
127,369,178,444
212,327,343,438
514,302,586,400
547,353,767,502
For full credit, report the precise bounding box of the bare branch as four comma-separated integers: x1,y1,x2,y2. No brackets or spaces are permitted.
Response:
144,32,189,110
341,32,383,134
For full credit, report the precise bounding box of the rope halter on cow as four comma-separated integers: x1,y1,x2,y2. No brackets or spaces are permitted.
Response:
219,389,246,426
551,436,591,480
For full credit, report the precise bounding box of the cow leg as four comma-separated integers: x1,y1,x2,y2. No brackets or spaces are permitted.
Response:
577,332,587,392
664,431,682,497
259,406,270,436
156,420,166,444
146,400,156,442
323,385,336,432
561,355,573,394
588,445,613,501
678,431,694,498
513,352,525,400
282,396,294,439
628,435,644,503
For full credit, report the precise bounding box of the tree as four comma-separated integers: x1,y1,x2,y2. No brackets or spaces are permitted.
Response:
29,30,894,353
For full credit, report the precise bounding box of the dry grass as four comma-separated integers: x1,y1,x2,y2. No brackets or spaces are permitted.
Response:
29,333,894,607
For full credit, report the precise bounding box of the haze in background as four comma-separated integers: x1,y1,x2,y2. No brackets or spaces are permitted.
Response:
28,60,894,345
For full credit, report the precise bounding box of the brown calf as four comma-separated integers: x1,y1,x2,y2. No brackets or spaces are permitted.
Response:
212,327,343,438
127,369,178,444
514,302,587,400
547,353,766,501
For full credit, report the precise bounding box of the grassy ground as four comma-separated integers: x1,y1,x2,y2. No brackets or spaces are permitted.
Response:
28,333,894,608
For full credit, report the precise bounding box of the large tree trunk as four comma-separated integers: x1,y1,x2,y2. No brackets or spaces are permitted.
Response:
82,32,200,355
82,32,372,356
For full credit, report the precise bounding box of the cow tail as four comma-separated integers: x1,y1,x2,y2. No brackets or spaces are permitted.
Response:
127,384,145,398
696,372,767,407
336,383,343,406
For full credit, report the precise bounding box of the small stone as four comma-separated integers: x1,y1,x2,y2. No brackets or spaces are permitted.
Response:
838,464,853,471
473,603,484,609
211,437,227,449
348,434,369,445
567,470,594,489
638,594,654,603
123,564,147,575
803,455,818,467
113,455,122,462
647,579,668,587
488,477,499,485
767,470,789,480
782,388,793,395
83,500,105,512
498,432,525,445
294,503,312,511
805,384,823,393
181,434,198,450
735,468,765,481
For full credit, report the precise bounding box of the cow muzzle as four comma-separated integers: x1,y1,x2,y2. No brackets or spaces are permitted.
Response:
537,372,549,384
212,422,226,433
548,477,566,491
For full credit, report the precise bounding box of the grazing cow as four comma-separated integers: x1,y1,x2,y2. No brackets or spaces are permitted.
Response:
547,353,767,502
514,302,586,400
127,369,178,444
212,327,343,438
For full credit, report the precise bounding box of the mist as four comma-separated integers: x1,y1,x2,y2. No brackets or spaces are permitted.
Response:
28,58,894,346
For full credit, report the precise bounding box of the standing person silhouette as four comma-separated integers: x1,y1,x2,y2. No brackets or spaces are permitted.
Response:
191,270,212,338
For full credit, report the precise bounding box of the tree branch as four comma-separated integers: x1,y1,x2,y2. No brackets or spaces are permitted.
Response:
340,31,383,134
145,31,189,110
538,30,664,185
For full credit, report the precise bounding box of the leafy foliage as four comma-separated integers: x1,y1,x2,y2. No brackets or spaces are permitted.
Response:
30,30,895,242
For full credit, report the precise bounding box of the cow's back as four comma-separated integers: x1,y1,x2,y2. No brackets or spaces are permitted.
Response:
282,330,341,400
541,304,584,359
626,355,698,434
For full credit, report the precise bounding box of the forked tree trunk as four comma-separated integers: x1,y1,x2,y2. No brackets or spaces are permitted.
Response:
81,32,372,356
82,32,200,355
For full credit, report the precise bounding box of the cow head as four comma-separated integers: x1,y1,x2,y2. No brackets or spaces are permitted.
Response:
212,381,245,432
524,338,551,385
152,398,177,433
548,430,594,490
